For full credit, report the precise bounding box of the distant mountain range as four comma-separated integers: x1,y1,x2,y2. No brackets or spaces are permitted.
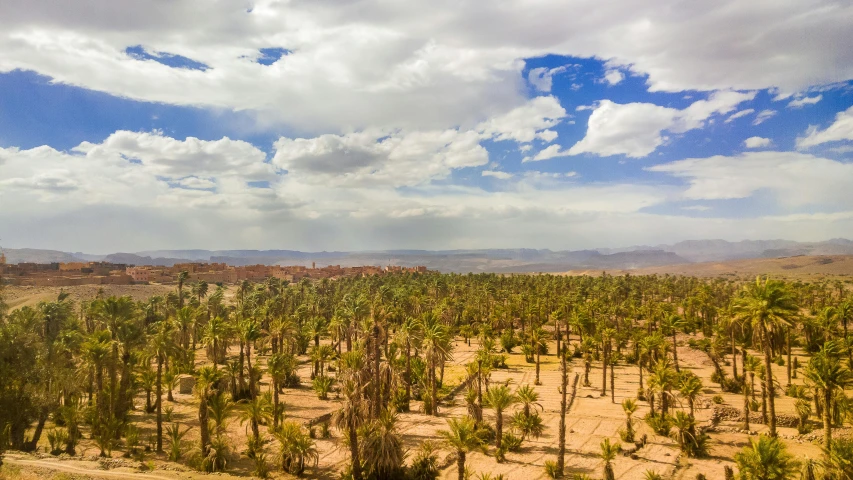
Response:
3,238,852,273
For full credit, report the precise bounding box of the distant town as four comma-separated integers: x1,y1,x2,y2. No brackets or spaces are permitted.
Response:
0,252,428,286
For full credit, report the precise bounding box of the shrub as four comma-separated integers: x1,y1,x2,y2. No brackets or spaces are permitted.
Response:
199,434,230,473
47,428,69,456
544,460,560,479
409,441,440,480
502,431,523,452
500,330,519,353
166,423,191,462
644,471,664,480
712,395,724,404
124,424,140,458
312,375,334,400
253,451,270,478
320,422,332,439
645,414,672,437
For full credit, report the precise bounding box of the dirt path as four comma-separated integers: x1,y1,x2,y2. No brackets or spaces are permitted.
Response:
4,455,180,480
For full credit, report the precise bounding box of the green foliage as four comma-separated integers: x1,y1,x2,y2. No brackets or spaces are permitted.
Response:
199,434,230,473
544,460,561,479
409,440,440,480
47,428,69,456
734,435,799,480
645,413,672,437
312,375,334,400
500,330,519,353
275,421,318,476
166,423,191,462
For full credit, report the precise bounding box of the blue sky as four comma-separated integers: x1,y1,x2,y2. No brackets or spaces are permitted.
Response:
0,1,852,252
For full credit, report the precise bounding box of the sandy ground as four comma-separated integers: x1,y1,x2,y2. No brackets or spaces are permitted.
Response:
4,332,843,480
563,255,853,281
1,285,176,311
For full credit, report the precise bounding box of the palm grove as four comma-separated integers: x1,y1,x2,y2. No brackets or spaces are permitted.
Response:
0,271,852,480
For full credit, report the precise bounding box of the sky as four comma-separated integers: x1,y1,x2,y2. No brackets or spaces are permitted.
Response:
0,0,852,253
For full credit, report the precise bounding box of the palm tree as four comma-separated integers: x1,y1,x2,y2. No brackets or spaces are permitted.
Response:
419,311,451,416
622,398,637,442
734,435,799,480
332,378,367,480
530,327,548,385
275,421,318,476
149,320,177,452
803,341,853,450
177,271,189,308
238,317,263,397
599,438,621,480
438,416,486,480
660,314,685,372
194,366,222,455
202,316,229,367
483,384,517,451
678,373,703,419
515,385,542,418
732,277,799,437
823,437,853,480
361,410,406,479
267,353,288,428
239,394,273,447
557,348,571,476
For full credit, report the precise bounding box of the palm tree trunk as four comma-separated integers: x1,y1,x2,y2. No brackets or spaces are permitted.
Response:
672,333,679,372
743,383,750,431
199,392,210,455
349,425,362,480
156,357,163,452
557,352,567,476
786,329,792,387
246,342,254,398
762,333,778,436
495,409,503,449
535,349,541,385
457,451,466,480
824,388,832,451
601,345,608,396
731,329,738,381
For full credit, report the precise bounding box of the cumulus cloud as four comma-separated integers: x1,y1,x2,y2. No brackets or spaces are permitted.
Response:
1,0,852,133
603,69,624,85
527,65,569,92
796,105,853,148
647,151,853,207
787,95,822,108
743,136,772,149
476,96,567,143
566,91,754,157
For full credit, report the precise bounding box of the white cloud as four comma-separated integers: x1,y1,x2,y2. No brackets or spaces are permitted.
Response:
603,69,624,85
681,205,711,211
1,0,851,134
725,108,754,123
647,151,853,208
743,136,772,149
527,65,569,92
482,170,513,179
526,144,569,162
787,95,822,108
796,105,853,148
272,129,488,188
752,109,777,125
567,91,754,157
476,96,567,143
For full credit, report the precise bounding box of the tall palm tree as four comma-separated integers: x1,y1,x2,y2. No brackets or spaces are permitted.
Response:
238,394,272,447
438,416,486,480
483,384,517,450
678,373,703,419
732,277,799,437
361,410,406,479
194,366,222,455
332,378,367,480
177,271,189,308
804,341,853,451
419,311,450,416
660,314,685,372
149,320,177,452
734,435,799,480
530,327,548,385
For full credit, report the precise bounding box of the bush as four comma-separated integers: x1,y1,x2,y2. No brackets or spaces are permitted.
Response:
502,431,523,452
409,441,440,480
320,422,332,439
544,460,560,479
47,428,69,456
253,451,270,478
645,414,671,437
644,471,664,480
312,376,334,400
712,395,724,404
199,434,230,472
500,330,519,353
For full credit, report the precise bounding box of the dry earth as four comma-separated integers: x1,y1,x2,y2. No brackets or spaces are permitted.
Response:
563,255,853,281
2,331,844,480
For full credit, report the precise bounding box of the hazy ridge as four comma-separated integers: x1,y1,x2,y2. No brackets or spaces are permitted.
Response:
3,238,852,273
